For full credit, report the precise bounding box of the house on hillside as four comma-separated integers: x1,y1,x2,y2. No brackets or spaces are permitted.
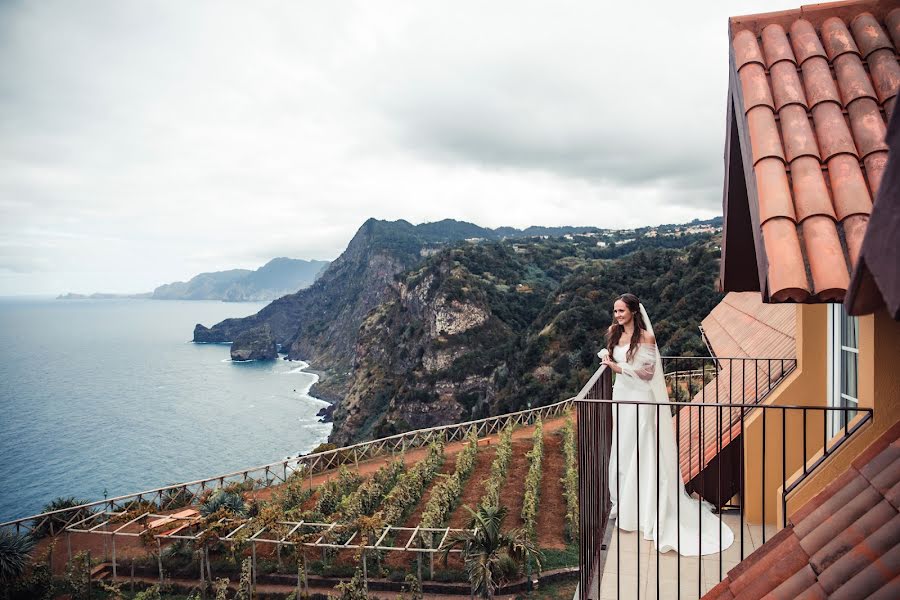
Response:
576,2,899,598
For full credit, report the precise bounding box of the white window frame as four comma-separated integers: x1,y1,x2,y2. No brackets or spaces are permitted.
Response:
826,304,859,438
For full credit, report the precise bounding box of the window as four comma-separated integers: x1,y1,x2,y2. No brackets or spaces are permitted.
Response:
827,304,859,438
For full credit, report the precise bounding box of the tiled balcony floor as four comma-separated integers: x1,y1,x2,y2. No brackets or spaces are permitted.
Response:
597,511,770,600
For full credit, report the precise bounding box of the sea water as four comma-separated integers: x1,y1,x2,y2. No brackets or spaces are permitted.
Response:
0,298,331,521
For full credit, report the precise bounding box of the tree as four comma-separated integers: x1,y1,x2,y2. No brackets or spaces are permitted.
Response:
438,505,542,600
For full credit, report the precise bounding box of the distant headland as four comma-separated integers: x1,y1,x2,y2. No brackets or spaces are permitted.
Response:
57,257,330,303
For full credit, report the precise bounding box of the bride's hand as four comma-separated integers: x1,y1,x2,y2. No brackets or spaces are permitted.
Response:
600,355,621,374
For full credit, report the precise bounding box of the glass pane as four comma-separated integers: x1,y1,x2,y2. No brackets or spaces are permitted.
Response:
841,309,859,349
841,350,858,399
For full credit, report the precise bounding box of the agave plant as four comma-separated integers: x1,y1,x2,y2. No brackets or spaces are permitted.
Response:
439,505,542,600
200,489,247,517
0,530,35,584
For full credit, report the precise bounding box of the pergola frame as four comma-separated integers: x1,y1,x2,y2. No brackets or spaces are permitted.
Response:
65,510,472,553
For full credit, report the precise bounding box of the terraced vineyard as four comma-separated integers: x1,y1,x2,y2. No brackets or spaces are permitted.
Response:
23,411,579,597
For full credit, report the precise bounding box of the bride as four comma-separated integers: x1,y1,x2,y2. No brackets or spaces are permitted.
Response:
598,293,734,556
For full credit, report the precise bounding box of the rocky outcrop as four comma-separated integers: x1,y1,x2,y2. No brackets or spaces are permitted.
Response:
327,255,503,446
230,325,277,361
431,298,489,336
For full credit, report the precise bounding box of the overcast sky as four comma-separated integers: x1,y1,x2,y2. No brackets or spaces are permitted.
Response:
0,0,790,295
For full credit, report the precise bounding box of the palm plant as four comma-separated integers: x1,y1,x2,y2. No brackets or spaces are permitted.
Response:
438,505,542,600
0,530,35,585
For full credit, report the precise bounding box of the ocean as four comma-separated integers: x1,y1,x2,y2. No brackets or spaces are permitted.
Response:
0,298,331,522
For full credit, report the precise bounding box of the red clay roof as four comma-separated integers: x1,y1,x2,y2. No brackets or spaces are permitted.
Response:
723,0,898,303
702,420,900,600
678,293,796,484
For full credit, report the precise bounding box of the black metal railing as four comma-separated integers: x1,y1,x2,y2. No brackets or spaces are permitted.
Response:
575,360,871,600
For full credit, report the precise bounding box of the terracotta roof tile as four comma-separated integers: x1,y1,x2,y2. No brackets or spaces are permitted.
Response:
801,483,883,560
793,583,829,599
802,214,851,298
755,159,795,220
733,530,809,598
790,156,833,218
780,106,821,162
816,513,900,594
748,107,786,164
739,63,776,112
867,575,900,600
734,28,767,69
763,24,798,67
848,97,890,157
830,544,900,598
852,12,896,56
801,55,843,107
808,499,897,571
769,564,818,599
702,424,900,600
827,153,872,218
812,101,858,160
794,470,869,538
859,438,900,493
724,1,896,303
822,15,864,59
761,217,810,301
791,467,861,525
773,62,810,111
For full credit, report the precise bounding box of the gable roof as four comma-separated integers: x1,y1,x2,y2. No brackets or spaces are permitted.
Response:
703,420,900,600
720,0,899,303
678,293,796,486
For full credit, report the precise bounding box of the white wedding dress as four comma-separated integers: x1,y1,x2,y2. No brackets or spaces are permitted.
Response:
604,305,734,556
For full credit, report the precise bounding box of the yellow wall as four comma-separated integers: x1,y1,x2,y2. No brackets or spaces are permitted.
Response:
740,304,900,527
741,304,827,525
782,307,900,519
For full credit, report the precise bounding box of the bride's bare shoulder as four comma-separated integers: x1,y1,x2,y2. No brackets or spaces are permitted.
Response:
640,331,656,345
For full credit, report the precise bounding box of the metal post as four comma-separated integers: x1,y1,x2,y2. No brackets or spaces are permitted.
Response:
362,551,368,591
252,541,258,591
156,538,163,583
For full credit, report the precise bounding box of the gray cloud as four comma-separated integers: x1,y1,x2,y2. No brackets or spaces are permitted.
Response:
0,0,788,295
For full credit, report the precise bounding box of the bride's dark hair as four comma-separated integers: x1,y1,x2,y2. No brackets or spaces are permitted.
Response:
605,293,647,363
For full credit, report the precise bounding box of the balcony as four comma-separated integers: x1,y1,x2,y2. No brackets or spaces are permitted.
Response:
575,356,871,600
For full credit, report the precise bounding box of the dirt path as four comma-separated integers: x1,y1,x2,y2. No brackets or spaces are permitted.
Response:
448,444,497,529
499,438,534,531
399,449,461,530
536,431,568,549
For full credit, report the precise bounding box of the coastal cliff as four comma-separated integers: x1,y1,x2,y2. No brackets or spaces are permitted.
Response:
194,217,723,446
